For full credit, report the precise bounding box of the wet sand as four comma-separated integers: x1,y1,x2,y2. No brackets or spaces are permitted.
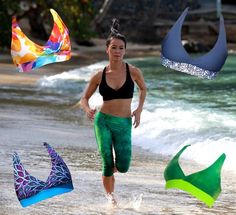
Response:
1,42,236,214
0,103,235,215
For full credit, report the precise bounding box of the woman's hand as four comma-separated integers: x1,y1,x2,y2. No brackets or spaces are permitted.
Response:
85,107,96,121
79,71,101,121
132,108,142,128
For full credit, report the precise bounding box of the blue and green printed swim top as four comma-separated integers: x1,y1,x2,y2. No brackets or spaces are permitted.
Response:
13,142,73,207
164,145,226,207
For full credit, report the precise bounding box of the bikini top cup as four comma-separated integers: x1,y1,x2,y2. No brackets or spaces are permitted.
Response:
161,8,228,79
11,9,71,72
99,63,134,101
164,145,226,207
13,142,73,207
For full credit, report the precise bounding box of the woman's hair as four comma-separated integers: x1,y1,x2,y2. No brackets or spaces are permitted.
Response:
106,18,126,48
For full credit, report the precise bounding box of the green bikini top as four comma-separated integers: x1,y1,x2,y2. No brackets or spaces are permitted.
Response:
164,145,226,207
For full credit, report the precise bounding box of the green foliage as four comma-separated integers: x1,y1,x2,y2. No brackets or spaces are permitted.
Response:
0,0,21,50
0,0,98,49
51,0,96,42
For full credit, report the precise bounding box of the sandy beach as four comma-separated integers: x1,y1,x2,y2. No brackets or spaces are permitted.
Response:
1,40,236,215
0,104,235,215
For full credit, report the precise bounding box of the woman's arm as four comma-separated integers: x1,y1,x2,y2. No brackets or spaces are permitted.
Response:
79,71,101,120
131,67,147,128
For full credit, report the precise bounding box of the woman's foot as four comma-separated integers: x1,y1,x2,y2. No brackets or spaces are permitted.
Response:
105,193,118,207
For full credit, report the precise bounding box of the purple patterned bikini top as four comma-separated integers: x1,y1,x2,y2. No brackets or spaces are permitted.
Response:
13,142,73,207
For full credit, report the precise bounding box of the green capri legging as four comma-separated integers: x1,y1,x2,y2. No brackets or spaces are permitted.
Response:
94,111,132,177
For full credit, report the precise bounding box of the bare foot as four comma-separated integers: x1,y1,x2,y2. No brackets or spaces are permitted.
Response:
106,193,118,207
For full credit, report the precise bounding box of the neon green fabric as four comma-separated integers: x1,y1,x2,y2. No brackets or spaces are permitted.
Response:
164,145,226,207
94,112,132,177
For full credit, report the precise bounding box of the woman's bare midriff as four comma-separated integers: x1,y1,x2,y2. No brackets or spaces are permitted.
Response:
100,99,132,117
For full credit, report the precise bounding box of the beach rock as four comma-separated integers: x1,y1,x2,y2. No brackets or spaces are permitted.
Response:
93,0,200,43
183,40,210,53
77,40,95,47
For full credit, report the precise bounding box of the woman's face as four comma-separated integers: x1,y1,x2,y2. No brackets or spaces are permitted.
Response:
106,38,126,61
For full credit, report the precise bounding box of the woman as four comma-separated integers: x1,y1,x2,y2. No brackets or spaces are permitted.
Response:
80,19,146,205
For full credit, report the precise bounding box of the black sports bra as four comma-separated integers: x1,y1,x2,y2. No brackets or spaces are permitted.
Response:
99,63,134,101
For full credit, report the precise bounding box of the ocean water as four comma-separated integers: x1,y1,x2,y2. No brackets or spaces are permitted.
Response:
36,56,236,172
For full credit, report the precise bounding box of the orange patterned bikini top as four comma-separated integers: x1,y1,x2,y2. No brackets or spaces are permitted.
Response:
11,9,71,72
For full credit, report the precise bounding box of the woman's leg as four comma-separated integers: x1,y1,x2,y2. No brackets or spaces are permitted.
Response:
111,118,132,173
94,112,116,195
102,175,115,193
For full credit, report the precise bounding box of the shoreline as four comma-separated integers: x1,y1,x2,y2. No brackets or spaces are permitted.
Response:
1,38,236,87
1,37,236,86
0,38,161,86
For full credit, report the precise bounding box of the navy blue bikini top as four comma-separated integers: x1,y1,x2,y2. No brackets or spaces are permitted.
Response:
99,63,134,101
161,7,228,79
